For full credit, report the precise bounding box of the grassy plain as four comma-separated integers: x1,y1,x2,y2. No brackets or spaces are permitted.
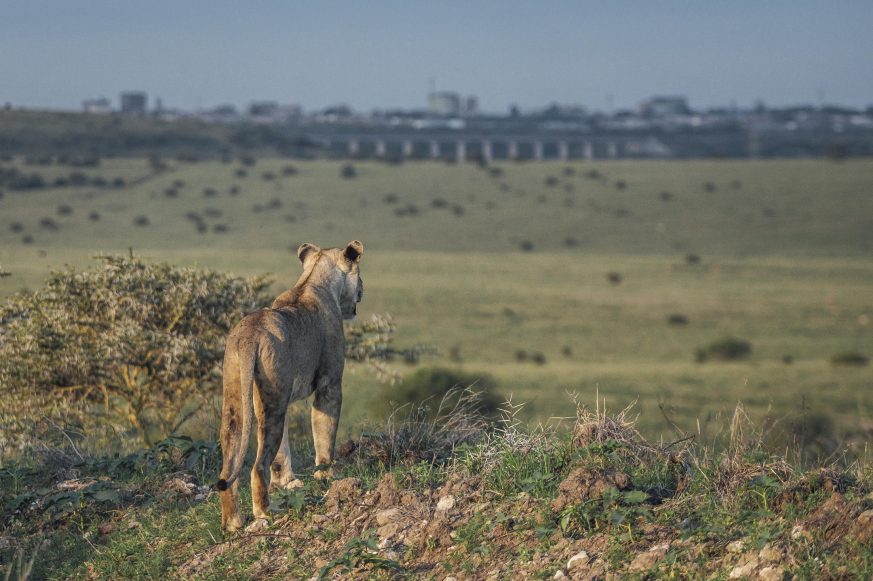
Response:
1,157,872,442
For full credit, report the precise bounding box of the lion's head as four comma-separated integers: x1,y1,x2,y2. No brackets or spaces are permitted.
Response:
297,240,364,320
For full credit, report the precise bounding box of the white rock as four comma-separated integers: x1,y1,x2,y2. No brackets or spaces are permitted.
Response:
553,570,567,580
436,495,456,512
726,539,746,553
567,550,590,571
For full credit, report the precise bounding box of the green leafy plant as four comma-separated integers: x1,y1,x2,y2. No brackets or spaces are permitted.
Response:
317,533,404,579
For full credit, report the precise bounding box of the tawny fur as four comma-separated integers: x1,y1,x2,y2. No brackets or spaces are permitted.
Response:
216,240,364,532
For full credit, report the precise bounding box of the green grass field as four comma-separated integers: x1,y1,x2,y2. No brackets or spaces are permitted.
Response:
1,157,872,443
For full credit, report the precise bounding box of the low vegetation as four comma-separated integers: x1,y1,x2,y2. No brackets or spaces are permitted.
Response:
2,394,872,579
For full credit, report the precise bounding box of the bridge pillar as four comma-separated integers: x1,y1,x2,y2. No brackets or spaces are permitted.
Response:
584,141,593,160
348,139,359,158
558,141,569,161
608,142,617,159
430,140,440,159
456,141,466,163
375,140,386,159
533,140,544,161
508,140,518,160
402,140,413,158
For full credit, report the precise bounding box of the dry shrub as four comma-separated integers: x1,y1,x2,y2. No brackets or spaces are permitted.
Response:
349,387,486,468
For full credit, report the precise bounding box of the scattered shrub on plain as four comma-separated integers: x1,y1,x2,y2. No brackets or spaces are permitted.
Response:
830,351,869,366
696,337,752,362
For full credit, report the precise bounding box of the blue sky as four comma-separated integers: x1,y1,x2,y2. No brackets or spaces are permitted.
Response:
1,1,871,113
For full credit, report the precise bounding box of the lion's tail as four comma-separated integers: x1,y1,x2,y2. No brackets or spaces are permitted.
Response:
215,340,257,492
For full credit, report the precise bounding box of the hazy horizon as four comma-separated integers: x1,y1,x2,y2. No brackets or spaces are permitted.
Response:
2,1,871,113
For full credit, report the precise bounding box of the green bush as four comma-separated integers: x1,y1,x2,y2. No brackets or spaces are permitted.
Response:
0,254,271,453
695,337,752,362
830,351,869,366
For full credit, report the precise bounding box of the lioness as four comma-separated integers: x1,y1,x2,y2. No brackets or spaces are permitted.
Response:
216,240,364,531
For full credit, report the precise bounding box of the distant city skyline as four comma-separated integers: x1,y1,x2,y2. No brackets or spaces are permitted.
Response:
1,1,871,113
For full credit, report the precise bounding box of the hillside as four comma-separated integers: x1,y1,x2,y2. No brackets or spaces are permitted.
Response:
3,398,872,579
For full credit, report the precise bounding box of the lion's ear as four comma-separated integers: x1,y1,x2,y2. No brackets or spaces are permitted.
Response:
344,240,364,263
297,243,321,263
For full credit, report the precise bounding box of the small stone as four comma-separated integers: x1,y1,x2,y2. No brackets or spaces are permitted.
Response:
553,570,567,580
98,522,117,535
567,550,590,571
758,566,784,581
443,577,458,581
758,544,782,563
377,523,399,539
194,493,206,502
629,543,669,572
726,539,746,553
436,495,456,512
376,508,402,526
728,558,758,579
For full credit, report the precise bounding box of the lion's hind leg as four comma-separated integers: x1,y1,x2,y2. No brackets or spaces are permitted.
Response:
250,387,289,522
269,412,304,491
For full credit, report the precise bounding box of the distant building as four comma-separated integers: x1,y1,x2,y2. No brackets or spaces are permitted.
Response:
120,92,147,115
428,91,461,116
463,96,479,117
82,97,111,114
248,101,303,123
639,95,691,118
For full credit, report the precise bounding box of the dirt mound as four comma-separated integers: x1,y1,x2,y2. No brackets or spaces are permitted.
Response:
551,467,632,512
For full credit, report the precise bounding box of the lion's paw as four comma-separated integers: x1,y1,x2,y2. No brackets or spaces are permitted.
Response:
245,517,270,533
313,468,334,481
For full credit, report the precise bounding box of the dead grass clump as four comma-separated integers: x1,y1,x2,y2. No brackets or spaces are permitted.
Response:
703,404,793,497
348,388,486,468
